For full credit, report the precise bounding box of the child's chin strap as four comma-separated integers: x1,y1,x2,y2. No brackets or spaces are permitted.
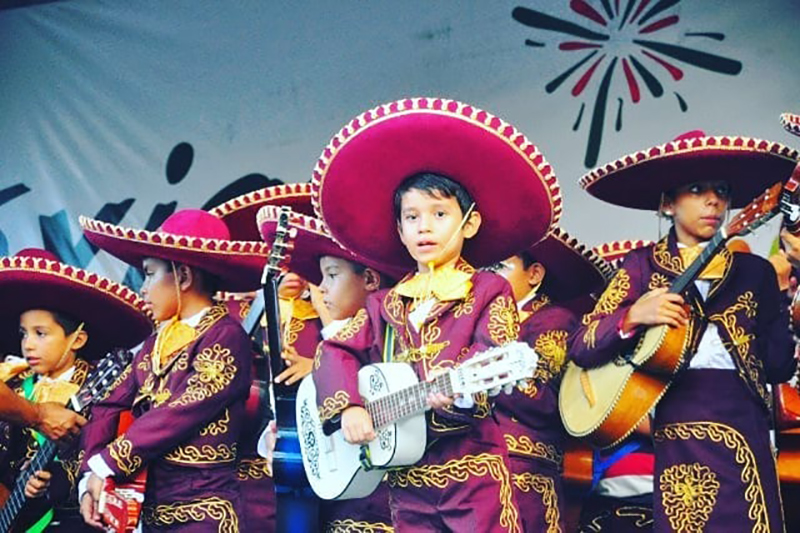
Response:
418,202,476,303
51,322,85,377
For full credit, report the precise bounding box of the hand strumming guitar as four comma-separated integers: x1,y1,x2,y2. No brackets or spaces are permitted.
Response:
621,287,688,335
341,406,375,445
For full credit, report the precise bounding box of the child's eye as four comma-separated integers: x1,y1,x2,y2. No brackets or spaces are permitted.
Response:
435,211,447,218
405,214,417,221
688,185,702,194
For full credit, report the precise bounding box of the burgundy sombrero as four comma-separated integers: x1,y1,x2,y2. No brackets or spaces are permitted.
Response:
781,113,800,138
312,97,562,269
593,240,654,269
580,130,799,210
524,227,613,302
0,249,154,359
209,183,315,242
257,205,408,286
80,209,269,292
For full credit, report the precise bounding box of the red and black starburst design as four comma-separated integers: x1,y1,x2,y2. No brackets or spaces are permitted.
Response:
513,0,742,167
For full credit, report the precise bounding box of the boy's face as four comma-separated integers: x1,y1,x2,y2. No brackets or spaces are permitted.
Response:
494,255,544,302
664,180,730,245
278,272,308,300
397,188,480,272
19,310,83,377
141,258,179,322
318,256,372,321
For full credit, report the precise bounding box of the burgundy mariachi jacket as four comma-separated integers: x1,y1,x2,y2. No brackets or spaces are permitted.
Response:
495,294,577,468
80,304,252,531
570,230,796,411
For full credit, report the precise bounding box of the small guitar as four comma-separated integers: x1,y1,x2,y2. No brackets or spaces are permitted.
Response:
561,171,800,449
297,341,538,500
0,349,132,533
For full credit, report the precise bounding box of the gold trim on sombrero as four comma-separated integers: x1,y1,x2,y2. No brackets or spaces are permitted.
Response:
256,204,331,241
208,183,313,220
79,216,270,257
781,113,800,137
0,255,153,320
311,97,563,248
593,240,653,266
579,135,799,192
545,227,614,281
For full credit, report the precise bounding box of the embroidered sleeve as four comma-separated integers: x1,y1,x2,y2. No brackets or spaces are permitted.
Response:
97,325,251,478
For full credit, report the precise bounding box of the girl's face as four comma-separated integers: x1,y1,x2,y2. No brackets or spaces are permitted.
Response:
19,310,83,377
665,181,730,246
318,256,372,321
140,258,179,322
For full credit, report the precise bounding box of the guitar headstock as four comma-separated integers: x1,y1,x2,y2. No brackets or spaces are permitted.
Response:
263,206,297,283
73,349,133,412
725,181,783,238
781,161,800,234
449,341,538,397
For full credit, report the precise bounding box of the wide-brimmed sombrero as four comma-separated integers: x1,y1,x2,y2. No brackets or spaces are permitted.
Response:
312,97,562,269
80,209,269,292
579,130,799,210
208,183,315,242
523,227,613,302
257,205,408,285
592,240,654,269
781,113,800,137
0,249,154,359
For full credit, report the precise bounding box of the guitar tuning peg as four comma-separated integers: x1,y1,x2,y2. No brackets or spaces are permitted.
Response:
488,386,501,396
503,383,514,395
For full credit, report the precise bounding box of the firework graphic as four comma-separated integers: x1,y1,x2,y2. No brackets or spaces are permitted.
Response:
513,0,743,167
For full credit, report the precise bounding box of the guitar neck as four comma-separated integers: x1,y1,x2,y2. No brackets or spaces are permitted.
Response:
0,439,58,531
365,373,453,430
669,231,728,295
262,277,287,393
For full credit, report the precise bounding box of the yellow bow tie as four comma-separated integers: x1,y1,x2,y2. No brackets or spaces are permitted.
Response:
278,297,319,324
154,317,198,366
32,379,80,405
679,246,727,280
394,265,473,302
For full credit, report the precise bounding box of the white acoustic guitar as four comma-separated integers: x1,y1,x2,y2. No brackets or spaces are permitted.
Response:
297,341,537,500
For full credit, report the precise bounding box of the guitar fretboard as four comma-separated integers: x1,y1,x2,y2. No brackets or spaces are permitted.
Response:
366,373,453,429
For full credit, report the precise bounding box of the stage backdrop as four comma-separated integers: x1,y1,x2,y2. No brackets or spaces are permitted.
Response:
1,0,799,285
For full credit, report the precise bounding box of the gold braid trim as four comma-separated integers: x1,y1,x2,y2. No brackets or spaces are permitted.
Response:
325,518,394,533
648,272,670,290
512,472,561,533
659,462,720,532
652,239,684,275
237,457,272,480
503,434,563,466
285,316,307,347
654,422,769,533
164,443,237,465
582,268,630,325
453,289,476,318
200,409,230,436
319,390,351,422
582,320,600,350
107,435,142,476
169,343,237,408
142,496,238,533
488,295,520,346
532,330,569,384
387,453,520,533
332,309,368,342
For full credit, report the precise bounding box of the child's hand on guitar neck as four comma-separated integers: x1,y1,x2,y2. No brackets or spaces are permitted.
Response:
341,406,376,445
622,288,689,334
23,468,51,498
275,346,313,385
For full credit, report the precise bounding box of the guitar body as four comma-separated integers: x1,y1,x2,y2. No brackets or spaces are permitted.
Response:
297,363,427,500
560,318,694,448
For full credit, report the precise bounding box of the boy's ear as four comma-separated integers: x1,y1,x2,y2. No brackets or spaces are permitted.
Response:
462,211,482,239
176,264,194,291
363,268,381,291
71,330,89,352
527,262,546,288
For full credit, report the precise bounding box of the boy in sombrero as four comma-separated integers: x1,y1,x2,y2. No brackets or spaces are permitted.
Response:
570,131,799,531
311,98,563,532
258,205,405,532
76,209,268,532
0,248,152,531
491,228,612,532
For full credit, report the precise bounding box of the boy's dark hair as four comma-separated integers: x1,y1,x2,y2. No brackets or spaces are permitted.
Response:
161,260,220,298
516,252,556,297
351,261,394,289
51,310,84,336
393,172,475,222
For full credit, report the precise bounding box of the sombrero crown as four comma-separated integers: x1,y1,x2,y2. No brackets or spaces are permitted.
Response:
0,249,154,359
580,130,798,210
81,209,269,292
311,97,562,269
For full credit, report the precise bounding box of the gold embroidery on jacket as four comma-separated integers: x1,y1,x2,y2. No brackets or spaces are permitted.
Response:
453,289,476,318
659,462,720,532
583,268,630,325
332,309,368,342
652,240,684,275
582,320,600,350
512,472,561,533
387,453,520,533
237,457,272,480
504,434,563,466
108,436,142,476
200,409,230,436
648,273,670,290
325,518,394,532
319,390,351,422
169,344,237,408
488,296,520,346
142,496,238,532
285,316,307,347
655,422,769,533
164,442,237,465
533,330,569,383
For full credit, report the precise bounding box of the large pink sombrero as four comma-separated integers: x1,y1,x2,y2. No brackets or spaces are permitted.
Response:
80,209,269,292
523,227,613,302
257,205,408,285
0,249,154,359
580,131,799,210
593,240,654,269
312,97,562,269
782,113,800,138
208,183,314,242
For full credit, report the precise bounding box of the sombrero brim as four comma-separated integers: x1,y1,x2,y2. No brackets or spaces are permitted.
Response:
80,217,269,292
525,228,613,301
782,113,800,138
0,256,153,359
257,206,408,286
580,136,799,209
312,97,562,269
208,183,315,242
593,240,654,268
